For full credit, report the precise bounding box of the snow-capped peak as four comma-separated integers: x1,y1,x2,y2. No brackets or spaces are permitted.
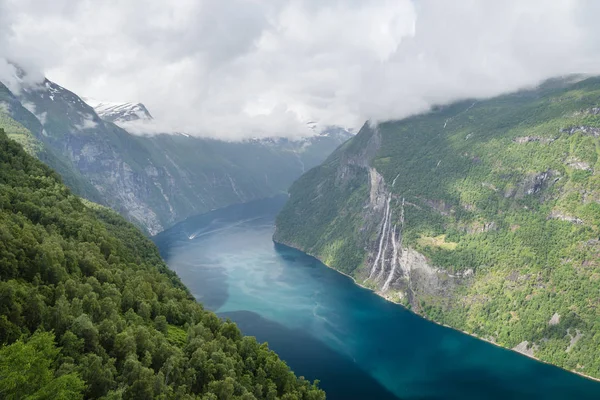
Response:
84,98,153,124
305,120,354,138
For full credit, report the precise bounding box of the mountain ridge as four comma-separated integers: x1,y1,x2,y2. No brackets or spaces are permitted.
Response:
275,75,600,379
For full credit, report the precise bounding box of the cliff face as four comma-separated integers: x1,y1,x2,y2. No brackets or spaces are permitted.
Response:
275,76,600,378
361,164,465,307
275,124,463,310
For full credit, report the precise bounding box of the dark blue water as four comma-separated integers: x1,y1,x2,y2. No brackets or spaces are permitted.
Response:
154,196,600,400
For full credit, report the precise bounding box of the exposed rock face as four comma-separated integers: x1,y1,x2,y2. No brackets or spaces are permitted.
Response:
361,168,464,309
513,136,555,144
311,125,466,309
560,126,600,136
510,170,556,198
513,341,537,357
464,221,497,234
567,329,583,352
588,107,600,115
369,168,387,210
549,312,561,326
565,157,592,171
568,161,591,171
549,211,583,225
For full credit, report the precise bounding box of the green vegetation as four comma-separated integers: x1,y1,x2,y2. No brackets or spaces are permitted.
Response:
0,331,85,399
276,76,600,378
0,129,324,399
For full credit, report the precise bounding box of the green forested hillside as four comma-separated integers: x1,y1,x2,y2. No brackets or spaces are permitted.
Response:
0,129,324,399
275,76,600,378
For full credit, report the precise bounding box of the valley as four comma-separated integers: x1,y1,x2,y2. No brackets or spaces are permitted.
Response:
4,68,600,398
0,71,351,234
4,3,600,399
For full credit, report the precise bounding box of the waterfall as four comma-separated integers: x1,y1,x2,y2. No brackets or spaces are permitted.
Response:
369,194,391,279
382,198,405,292
376,200,394,281
382,225,398,291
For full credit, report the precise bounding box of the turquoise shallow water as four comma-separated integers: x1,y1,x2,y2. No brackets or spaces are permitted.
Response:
154,196,600,400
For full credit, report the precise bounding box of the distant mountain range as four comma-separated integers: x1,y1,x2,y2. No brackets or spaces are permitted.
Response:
0,68,352,234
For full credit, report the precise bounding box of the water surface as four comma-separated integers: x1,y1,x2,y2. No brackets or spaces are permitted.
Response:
154,196,600,399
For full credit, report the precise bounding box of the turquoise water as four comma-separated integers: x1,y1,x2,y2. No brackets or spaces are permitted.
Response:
154,196,600,400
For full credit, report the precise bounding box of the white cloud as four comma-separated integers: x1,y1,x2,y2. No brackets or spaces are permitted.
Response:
74,113,98,130
1,0,600,139
20,100,47,125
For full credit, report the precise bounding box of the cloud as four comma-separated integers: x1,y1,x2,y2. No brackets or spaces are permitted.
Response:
0,0,18,92
1,0,600,139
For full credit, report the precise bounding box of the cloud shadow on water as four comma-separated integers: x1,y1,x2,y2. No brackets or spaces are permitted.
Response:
220,310,400,400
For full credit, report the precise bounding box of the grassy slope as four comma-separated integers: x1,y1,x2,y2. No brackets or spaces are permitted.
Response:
276,76,600,377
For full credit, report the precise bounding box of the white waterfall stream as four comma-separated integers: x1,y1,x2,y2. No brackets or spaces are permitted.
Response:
382,198,405,292
369,194,391,279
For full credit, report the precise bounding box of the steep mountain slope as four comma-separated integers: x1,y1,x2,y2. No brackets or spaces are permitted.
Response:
0,74,351,234
275,76,600,378
9,78,172,234
0,83,104,203
0,128,325,399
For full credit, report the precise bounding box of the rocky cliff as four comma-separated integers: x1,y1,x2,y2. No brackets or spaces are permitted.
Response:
275,124,464,310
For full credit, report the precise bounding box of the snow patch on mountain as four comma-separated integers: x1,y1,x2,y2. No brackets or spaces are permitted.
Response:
86,96,353,143
85,98,153,125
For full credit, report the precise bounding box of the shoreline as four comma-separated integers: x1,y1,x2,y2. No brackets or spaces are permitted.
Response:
273,237,600,384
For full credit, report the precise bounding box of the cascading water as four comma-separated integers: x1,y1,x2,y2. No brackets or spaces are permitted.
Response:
383,198,405,292
369,194,391,279
376,204,393,281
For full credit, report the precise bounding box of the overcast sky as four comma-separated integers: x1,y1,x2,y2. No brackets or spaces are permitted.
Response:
1,0,600,139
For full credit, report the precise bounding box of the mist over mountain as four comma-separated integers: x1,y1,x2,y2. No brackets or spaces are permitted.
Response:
3,1,600,139
0,69,352,234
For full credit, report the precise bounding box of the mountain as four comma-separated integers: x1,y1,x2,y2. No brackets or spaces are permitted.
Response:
275,76,600,378
86,99,153,124
0,82,105,203
0,127,325,399
0,71,352,235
